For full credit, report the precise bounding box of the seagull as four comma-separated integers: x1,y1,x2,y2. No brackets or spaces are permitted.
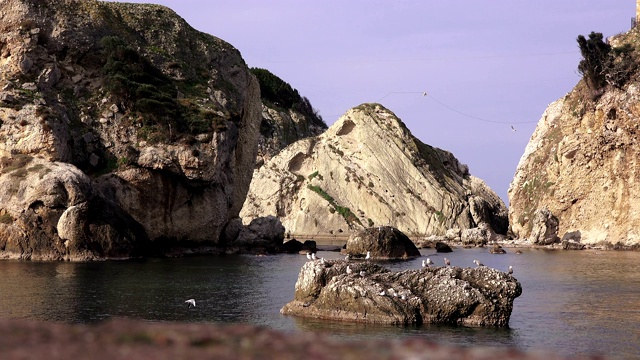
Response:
321,257,325,264
426,258,434,267
379,290,386,296
421,259,426,268
311,253,317,260
422,91,427,96
365,251,371,260
185,299,196,307
444,258,451,267
400,294,407,301
359,270,366,277
473,259,484,267
346,265,353,275
306,253,311,260
345,254,350,261
511,125,516,132
508,265,513,275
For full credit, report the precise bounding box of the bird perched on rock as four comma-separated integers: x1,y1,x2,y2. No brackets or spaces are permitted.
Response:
345,254,350,261
321,257,325,265
306,253,311,260
473,259,484,267
346,265,352,275
508,265,513,275
365,251,371,260
359,270,366,277
311,253,317,260
185,299,196,307
379,290,386,296
444,258,451,267
421,259,426,268
425,258,434,267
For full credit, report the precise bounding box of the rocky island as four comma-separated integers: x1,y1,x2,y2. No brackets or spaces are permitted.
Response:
281,259,521,327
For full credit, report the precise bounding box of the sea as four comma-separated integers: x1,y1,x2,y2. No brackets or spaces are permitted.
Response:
0,247,639,359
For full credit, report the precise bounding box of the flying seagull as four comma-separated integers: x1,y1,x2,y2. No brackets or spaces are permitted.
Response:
511,125,516,132
185,299,196,307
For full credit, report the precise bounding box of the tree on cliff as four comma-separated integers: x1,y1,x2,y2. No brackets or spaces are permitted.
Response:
577,32,611,91
577,31,637,95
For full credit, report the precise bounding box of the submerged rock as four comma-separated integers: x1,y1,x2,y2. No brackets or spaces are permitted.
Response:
281,260,522,327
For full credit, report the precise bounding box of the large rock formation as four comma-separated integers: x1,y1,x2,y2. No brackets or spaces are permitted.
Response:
241,103,508,238
0,0,261,259
281,260,521,327
508,28,640,248
346,226,421,260
250,68,327,168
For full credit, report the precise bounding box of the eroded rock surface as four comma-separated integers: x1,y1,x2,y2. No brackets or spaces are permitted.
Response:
0,0,261,259
508,29,640,248
242,103,508,240
281,260,522,327
345,226,420,260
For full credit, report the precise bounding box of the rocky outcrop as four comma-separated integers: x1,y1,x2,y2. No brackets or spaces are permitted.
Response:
281,260,521,327
0,0,261,259
241,103,508,239
251,68,327,168
508,28,640,248
345,226,420,260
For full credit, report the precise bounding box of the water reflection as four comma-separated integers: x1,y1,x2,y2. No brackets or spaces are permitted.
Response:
0,248,639,358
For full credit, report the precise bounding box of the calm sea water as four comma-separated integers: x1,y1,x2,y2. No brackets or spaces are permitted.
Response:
0,247,639,359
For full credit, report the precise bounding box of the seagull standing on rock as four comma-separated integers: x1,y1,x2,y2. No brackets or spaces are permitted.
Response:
185,299,196,308
311,253,317,260
508,265,513,276
365,251,371,260
473,259,484,267
306,253,311,260
346,265,353,275
444,258,451,267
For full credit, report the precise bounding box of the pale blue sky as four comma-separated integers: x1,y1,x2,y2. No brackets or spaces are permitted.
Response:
105,1,634,203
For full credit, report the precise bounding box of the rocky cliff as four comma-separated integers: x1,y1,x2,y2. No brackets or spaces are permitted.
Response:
241,103,508,238
508,28,640,248
0,0,261,259
251,68,327,168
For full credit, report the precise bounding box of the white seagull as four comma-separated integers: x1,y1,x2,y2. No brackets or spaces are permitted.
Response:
311,253,317,260
365,251,371,260
345,254,350,261
426,258,434,267
346,265,353,275
185,299,196,307
421,259,426,268
508,265,513,275
359,270,366,277
444,258,451,267
473,259,484,267
321,257,326,264
306,253,311,260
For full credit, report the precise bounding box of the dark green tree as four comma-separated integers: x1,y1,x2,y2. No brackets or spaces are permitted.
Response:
577,32,611,91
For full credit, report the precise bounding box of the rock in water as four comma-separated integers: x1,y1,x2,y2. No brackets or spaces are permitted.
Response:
241,103,508,239
281,260,522,327
0,0,261,259
346,226,420,260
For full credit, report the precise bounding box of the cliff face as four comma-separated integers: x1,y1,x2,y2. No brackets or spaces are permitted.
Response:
508,29,640,248
241,103,508,238
251,68,327,168
0,0,261,259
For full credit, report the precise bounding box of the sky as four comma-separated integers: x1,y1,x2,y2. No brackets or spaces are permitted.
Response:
105,1,634,204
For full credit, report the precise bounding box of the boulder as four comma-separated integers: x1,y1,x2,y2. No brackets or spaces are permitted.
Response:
281,260,522,327
346,226,420,260
562,240,585,250
435,241,453,253
530,208,560,245
232,216,285,250
490,244,507,254
301,240,317,253
281,239,303,254
461,227,488,246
